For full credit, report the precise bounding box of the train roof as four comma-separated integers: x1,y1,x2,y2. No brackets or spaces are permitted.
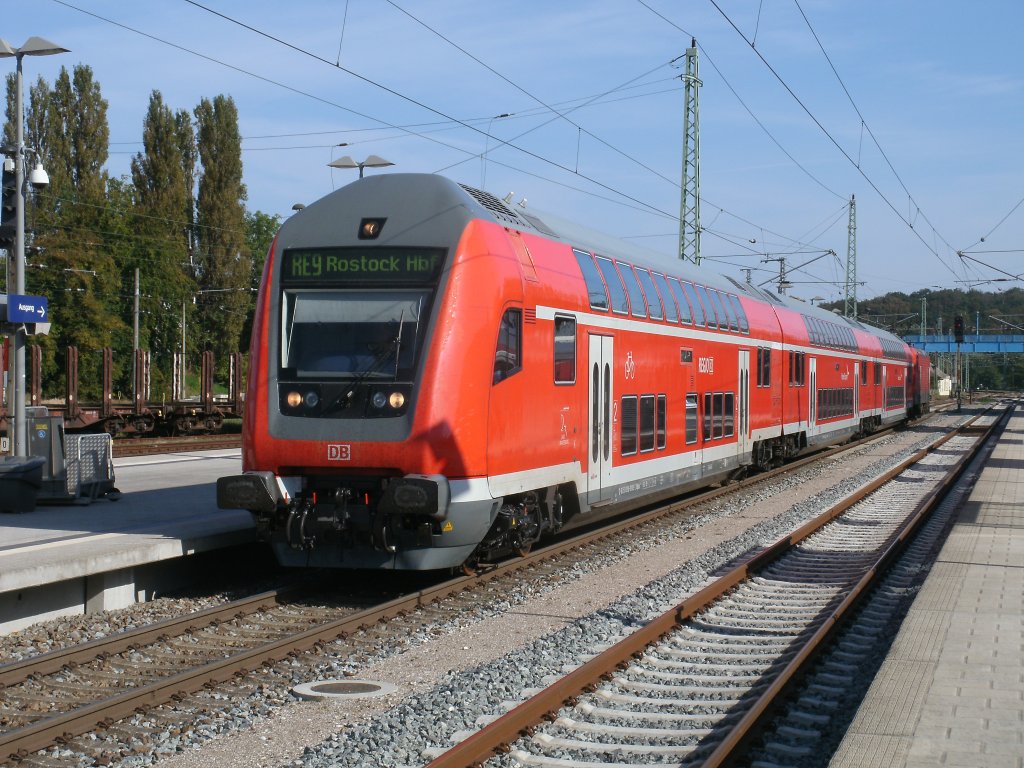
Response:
292,173,912,355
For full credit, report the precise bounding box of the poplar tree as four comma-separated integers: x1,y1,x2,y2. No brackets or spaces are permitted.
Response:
130,91,196,394
194,94,249,371
36,65,123,396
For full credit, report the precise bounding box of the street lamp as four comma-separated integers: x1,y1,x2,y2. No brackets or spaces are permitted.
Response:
327,154,394,179
0,36,69,457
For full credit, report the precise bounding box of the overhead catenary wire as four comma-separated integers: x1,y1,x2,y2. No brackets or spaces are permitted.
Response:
705,0,965,284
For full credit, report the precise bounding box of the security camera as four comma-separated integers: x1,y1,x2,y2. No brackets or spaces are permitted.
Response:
28,162,49,189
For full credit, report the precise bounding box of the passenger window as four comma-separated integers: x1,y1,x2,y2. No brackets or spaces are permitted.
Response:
657,394,667,449
724,393,735,437
685,393,698,444
695,285,718,328
712,393,724,438
635,268,664,320
703,393,712,441
713,290,737,331
668,277,693,324
493,308,522,384
682,282,706,327
573,250,608,311
729,294,749,333
652,273,678,323
596,256,629,314
618,262,648,318
553,315,576,384
639,395,656,452
621,396,638,456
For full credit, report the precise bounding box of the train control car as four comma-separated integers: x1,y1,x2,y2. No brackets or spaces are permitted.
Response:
218,173,927,570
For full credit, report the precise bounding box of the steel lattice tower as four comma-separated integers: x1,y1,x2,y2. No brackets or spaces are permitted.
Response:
844,194,857,318
679,38,701,265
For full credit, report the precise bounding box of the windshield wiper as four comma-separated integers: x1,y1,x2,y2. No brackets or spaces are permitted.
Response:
324,312,405,414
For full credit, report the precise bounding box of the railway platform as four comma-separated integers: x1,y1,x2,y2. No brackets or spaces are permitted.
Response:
831,406,1024,768
0,448,257,634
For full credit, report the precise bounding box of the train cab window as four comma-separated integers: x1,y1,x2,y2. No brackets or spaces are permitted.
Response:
553,315,576,384
652,273,679,323
729,294,749,333
618,263,648,318
713,290,738,332
281,289,427,380
573,249,609,311
695,285,719,329
621,396,638,456
657,394,667,449
493,308,522,384
639,395,656,452
635,268,664,320
596,256,629,314
724,392,735,437
685,393,698,444
682,282,706,327
668,277,693,324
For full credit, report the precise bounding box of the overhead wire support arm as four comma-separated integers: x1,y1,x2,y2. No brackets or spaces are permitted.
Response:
679,37,701,265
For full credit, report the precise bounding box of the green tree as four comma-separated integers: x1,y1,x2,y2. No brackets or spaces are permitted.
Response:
21,65,124,398
130,91,197,396
194,94,249,372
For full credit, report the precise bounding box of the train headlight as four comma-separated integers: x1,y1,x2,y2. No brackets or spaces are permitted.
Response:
388,391,405,409
371,391,387,409
286,391,303,408
304,390,320,408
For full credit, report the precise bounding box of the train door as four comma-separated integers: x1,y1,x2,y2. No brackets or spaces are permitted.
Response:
809,357,817,425
587,335,614,503
737,349,750,456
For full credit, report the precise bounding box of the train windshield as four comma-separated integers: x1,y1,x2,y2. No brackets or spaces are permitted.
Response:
282,289,429,380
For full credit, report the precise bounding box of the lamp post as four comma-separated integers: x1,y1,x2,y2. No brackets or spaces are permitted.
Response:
0,36,69,457
327,154,394,178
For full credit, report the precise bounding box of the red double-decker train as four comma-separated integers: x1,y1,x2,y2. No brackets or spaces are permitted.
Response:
218,174,929,570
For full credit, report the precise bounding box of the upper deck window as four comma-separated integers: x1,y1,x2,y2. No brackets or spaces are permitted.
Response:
618,262,649,318
635,268,665,320
682,282,706,327
596,256,629,314
573,249,608,311
652,273,679,323
695,285,718,329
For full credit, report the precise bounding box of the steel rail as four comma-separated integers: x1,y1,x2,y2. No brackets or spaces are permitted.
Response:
0,587,300,690
423,407,1000,768
0,408,961,763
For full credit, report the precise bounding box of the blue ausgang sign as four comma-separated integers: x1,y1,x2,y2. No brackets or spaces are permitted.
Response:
7,294,48,323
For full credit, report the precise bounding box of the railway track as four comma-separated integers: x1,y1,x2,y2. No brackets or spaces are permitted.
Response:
422,406,1008,767
0,408,979,766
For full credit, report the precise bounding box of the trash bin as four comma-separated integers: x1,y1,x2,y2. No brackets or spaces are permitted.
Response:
0,456,47,513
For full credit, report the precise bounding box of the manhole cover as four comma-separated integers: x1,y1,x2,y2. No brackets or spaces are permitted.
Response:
292,679,398,701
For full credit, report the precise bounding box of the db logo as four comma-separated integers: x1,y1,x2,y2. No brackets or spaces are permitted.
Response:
327,444,351,461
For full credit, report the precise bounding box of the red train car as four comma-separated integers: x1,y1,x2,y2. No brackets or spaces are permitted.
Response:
218,174,925,570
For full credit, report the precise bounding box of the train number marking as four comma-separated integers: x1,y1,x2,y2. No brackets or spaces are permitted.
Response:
698,356,714,374
327,444,351,461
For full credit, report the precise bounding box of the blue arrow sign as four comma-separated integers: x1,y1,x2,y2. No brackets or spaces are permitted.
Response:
7,294,48,323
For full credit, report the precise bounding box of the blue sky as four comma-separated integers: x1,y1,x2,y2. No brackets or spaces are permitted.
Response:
6,0,1023,303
